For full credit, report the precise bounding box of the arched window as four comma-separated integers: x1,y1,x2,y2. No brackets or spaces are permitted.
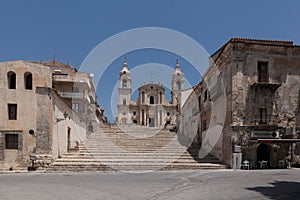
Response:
159,92,162,104
142,91,145,103
176,81,181,90
7,71,16,89
123,98,126,105
122,79,127,88
150,96,154,104
24,72,32,90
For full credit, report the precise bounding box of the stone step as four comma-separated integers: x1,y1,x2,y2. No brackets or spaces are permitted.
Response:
53,159,204,164
51,163,226,172
58,157,220,163
61,152,214,156
50,125,227,171
52,162,226,168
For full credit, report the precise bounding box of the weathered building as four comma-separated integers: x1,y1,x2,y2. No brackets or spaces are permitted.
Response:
36,60,104,133
182,38,300,168
0,60,102,170
117,59,183,127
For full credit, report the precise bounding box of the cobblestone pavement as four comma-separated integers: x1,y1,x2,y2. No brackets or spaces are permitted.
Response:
0,169,300,200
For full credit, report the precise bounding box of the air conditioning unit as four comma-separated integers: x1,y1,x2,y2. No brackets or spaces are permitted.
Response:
285,127,295,135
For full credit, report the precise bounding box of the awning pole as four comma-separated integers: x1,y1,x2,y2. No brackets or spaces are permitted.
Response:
290,143,294,163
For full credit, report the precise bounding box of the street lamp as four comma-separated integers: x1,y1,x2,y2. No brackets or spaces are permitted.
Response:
56,111,68,123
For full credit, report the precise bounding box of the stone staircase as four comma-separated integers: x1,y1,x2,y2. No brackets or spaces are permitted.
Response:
51,125,227,171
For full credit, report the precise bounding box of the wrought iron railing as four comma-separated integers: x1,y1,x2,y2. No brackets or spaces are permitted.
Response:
250,115,278,126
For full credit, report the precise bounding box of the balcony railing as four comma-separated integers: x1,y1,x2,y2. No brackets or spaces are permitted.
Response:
250,115,278,126
57,92,90,103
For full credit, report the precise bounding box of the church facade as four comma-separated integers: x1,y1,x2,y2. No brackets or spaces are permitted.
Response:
117,60,184,127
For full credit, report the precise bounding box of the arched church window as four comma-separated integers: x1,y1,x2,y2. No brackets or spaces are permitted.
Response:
24,72,32,90
123,98,126,105
150,96,154,104
122,79,127,88
159,92,162,104
7,71,16,89
142,91,145,103
176,81,181,90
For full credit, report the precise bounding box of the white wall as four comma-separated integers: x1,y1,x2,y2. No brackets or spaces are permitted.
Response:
52,92,86,158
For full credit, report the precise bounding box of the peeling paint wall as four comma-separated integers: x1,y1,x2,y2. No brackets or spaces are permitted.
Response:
0,61,51,170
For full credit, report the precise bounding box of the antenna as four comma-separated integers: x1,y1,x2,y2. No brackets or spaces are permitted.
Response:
67,57,71,65
53,53,56,60
150,72,154,81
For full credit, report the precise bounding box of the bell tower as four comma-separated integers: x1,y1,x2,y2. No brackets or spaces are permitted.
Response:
171,59,184,106
117,58,132,125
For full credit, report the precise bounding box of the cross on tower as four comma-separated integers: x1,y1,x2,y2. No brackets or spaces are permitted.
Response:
150,72,154,82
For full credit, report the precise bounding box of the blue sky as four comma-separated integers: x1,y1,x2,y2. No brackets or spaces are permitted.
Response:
1,1,299,121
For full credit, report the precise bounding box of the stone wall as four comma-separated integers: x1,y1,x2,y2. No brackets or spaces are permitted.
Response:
36,87,53,154
0,61,52,170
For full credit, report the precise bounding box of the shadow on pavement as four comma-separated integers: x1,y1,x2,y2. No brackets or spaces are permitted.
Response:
246,181,300,200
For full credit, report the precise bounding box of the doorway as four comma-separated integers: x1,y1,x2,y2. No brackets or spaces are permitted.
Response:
67,127,71,151
257,143,270,163
149,118,155,127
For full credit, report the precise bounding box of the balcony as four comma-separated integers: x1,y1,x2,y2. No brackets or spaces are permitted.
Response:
250,115,278,127
52,74,92,90
52,73,70,81
57,92,90,103
250,82,281,90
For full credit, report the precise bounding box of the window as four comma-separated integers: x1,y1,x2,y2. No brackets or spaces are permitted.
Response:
24,72,32,90
72,86,79,93
198,96,202,111
150,96,154,104
204,90,208,102
5,134,18,149
122,79,127,88
259,108,267,124
159,110,162,125
142,91,145,104
141,110,145,125
202,120,207,131
7,71,16,89
259,96,266,107
258,62,269,82
176,81,181,90
123,99,126,105
72,103,79,112
159,92,162,104
8,104,17,120
67,128,71,150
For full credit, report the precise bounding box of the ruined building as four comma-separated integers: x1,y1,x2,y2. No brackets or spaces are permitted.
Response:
182,38,300,168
